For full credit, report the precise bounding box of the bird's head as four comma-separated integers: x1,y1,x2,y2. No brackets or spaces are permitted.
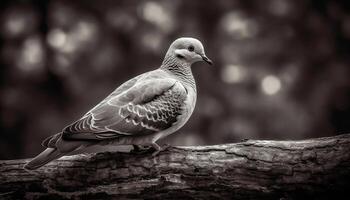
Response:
164,37,213,66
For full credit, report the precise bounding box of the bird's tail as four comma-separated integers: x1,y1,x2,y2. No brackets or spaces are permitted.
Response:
24,148,65,170
24,132,87,170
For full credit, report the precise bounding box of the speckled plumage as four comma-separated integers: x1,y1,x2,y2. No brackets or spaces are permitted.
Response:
25,37,212,170
61,71,189,139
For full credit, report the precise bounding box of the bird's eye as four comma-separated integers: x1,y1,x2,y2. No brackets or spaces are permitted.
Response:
188,45,195,52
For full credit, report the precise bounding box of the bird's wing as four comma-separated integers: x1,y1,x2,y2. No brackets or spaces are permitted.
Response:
81,73,142,118
62,75,187,140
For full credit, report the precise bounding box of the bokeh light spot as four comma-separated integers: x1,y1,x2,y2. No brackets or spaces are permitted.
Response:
221,12,258,39
17,36,45,72
5,14,26,36
261,75,281,95
221,64,246,83
47,29,67,49
140,1,174,33
74,21,96,42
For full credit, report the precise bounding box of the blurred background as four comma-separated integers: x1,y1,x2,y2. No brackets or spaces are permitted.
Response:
1,0,350,159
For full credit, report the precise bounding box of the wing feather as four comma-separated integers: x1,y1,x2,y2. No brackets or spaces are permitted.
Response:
62,71,187,141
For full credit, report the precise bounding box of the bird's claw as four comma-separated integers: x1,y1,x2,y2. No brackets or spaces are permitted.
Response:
151,143,171,157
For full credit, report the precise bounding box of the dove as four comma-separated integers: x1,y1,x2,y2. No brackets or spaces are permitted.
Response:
24,37,212,170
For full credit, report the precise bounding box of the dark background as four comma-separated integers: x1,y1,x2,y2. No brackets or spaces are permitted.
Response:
1,0,350,159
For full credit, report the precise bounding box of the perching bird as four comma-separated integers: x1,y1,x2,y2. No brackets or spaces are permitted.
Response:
24,37,212,170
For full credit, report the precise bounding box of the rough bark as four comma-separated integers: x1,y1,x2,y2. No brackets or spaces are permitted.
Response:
1,134,350,200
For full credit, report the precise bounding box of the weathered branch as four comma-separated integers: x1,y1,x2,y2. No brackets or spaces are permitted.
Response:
1,134,350,199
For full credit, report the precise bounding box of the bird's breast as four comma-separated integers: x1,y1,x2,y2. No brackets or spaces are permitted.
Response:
182,86,197,118
169,85,197,131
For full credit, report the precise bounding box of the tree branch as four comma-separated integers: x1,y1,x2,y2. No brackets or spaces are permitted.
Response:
1,134,350,199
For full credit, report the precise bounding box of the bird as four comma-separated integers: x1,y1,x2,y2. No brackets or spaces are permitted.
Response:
24,37,212,170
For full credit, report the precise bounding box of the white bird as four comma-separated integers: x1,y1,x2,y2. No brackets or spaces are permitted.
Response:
24,37,212,170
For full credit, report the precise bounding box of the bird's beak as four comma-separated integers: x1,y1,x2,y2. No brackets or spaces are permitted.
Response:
201,55,213,65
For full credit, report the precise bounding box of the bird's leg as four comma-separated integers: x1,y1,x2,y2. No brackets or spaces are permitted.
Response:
151,143,171,157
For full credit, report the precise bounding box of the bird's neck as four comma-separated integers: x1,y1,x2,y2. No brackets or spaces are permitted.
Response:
160,55,196,91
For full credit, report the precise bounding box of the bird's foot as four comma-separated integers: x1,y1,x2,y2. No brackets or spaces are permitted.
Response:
130,145,153,154
151,143,171,157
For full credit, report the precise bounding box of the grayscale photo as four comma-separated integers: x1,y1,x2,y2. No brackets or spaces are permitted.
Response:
0,0,349,199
